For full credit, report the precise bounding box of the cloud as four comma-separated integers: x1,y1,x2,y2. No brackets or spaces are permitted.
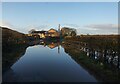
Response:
0,21,52,34
0,21,15,29
26,24,50,32
0,21,118,34
84,24,118,30
63,23,80,28
62,23,118,34
83,24,118,34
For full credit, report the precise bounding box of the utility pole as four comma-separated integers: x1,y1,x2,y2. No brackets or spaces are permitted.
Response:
58,24,61,39
58,24,60,32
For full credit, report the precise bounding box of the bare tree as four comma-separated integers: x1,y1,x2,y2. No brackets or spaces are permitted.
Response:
28,29,36,34
61,27,77,37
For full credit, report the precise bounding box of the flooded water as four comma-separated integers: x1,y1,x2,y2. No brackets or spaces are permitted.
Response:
3,43,98,82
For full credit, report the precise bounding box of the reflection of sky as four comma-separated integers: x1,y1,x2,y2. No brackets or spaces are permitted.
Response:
10,45,97,82
1,2,118,34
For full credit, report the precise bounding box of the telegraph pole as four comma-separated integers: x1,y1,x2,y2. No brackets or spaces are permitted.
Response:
58,24,60,32
58,24,61,39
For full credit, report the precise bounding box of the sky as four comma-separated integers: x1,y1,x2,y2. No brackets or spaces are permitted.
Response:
1,0,119,2
1,2,118,34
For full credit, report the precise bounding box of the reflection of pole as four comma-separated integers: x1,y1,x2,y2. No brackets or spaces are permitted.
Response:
58,24,61,54
58,43,60,54
44,43,46,47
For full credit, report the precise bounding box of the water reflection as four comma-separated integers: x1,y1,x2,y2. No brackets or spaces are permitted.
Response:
3,40,119,82
3,41,98,82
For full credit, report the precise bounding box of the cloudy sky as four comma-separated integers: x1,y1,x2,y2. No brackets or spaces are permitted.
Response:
1,2,118,34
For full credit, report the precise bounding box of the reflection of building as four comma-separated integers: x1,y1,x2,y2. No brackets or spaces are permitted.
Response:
47,42,58,49
47,42,60,54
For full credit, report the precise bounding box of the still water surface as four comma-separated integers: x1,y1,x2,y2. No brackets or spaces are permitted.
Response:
3,45,98,82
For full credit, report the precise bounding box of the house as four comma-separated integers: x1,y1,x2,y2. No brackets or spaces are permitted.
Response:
28,30,47,39
45,28,60,37
27,24,61,39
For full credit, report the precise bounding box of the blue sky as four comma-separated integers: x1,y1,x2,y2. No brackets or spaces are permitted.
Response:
1,0,119,2
1,2,118,34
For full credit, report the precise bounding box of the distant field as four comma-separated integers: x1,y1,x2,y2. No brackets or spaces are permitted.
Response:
64,35,119,51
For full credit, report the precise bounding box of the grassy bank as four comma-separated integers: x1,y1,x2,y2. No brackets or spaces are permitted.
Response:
70,51,119,82
2,27,29,72
62,35,120,82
